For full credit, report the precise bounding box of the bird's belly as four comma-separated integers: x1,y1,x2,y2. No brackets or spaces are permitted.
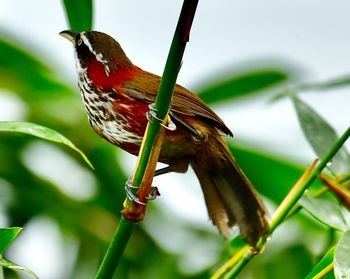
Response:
85,98,147,146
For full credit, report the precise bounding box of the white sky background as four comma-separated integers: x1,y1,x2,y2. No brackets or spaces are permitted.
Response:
0,0,350,278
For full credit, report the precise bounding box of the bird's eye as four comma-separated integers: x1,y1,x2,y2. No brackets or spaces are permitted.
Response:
77,38,83,46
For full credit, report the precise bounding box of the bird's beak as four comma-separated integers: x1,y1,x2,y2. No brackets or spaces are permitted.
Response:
59,30,79,43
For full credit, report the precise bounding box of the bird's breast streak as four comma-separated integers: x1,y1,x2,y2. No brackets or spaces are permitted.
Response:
77,61,144,145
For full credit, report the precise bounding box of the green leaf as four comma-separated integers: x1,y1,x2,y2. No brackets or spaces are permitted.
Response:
334,230,350,279
0,227,22,254
0,37,75,100
291,94,350,175
229,143,307,203
0,257,38,279
305,246,335,279
300,75,350,91
241,244,314,279
62,0,93,31
0,36,86,134
0,121,93,169
299,196,350,231
197,68,290,105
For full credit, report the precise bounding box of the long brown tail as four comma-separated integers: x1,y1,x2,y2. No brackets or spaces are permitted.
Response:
191,134,269,246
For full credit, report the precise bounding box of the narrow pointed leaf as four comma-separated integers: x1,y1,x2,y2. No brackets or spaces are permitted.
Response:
305,247,335,279
299,196,349,231
0,258,38,279
0,121,93,169
291,94,350,175
197,68,290,105
322,176,350,210
62,0,93,31
0,227,22,254
334,230,350,279
300,75,350,91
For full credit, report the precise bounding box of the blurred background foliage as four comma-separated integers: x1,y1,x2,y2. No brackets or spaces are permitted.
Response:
0,1,349,279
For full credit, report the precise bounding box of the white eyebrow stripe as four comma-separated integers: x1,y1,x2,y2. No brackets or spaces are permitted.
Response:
80,32,95,55
81,32,110,76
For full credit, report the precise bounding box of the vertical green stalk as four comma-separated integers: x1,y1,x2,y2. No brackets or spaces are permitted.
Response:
214,126,350,279
95,1,199,278
95,218,134,279
131,0,199,189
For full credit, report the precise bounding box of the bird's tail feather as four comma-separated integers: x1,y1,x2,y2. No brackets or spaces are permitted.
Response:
191,135,269,245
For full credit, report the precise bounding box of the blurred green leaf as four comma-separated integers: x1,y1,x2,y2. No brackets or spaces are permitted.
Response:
0,37,75,100
334,230,350,279
229,143,306,203
0,257,38,279
0,121,93,169
291,94,350,175
299,75,350,91
0,36,82,125
197,68,289,105
238,244,314,279
0,227,22,254
299,197,349,231
305,246,335,279
62,0,93,31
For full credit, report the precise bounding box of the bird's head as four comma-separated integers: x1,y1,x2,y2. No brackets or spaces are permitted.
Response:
59,30,133,72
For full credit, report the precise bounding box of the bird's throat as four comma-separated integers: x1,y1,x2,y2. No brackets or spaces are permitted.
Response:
86,58,142,90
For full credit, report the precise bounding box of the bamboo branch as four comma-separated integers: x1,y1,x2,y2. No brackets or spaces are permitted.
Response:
95,1,199,278
212,126,350,279
312,262,334,279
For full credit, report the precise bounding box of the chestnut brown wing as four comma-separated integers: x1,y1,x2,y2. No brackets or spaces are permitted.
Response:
171,83,233,137
123,70,233,137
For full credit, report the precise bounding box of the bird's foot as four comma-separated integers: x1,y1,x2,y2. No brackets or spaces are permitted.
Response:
146,103,176,131
147,186,161,200
125,177,161,205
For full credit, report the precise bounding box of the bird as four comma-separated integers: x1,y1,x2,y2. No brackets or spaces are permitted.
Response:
60,30,269,246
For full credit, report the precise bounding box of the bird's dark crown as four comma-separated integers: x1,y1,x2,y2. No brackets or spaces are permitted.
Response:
60,30,133,70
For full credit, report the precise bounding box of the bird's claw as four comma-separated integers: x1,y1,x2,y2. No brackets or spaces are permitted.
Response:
146,103,176,131
125,178,146,205
125,177,160,205
145,103,159,122
147,186,161,200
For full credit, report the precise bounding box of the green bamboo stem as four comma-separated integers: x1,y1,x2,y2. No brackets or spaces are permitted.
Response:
95,1,199,278
130,0,199,189
269,127,350,232
95,218,134,279
215,126,350,279
312,262,334,279
223,250,253,279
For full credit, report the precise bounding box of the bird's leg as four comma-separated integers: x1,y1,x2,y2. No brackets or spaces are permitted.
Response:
146,103,177,131
155,161,190,176
154,166,173,176
125,161,189,204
